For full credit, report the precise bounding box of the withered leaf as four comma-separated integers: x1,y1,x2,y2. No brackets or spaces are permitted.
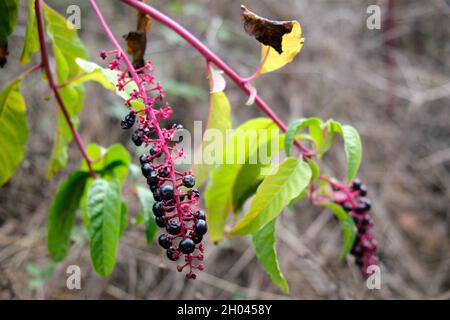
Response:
124,0,151,70
241,5,295,54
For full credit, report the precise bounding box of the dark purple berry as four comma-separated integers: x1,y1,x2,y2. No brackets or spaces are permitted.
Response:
352,179,361,191
166,219,181,235
356,199,371,214
158,234,172,249
342,202,353,212
147,171,159,187
139,154,149,165
182,175,195,188
192,234,203,244
196,210,206,220
176,124,184,130
359,184,368,196
131,129,145,146
166,247,180,261
149,147,161,157
158,167,170,178
179,238,195,254
153,188,162,201
120,112,136,129
141,163,153,177
160,184,174,201
155,216,166,228
188,188,200,199
195,219,207,235
152,201,164,217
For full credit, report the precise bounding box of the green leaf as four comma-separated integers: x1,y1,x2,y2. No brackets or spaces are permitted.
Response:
252,220,289,293
321,202,357,260
229,157,312,235
87,178,122,276
205,118,277,242
43,3,88,178
341,125,362,182
81,143,131,183
20,0,39,64
0,80,28,186
307,158,320,182
284,117,322,156
0,0,19,48
136,186,157,245
47,171,89,261
119,201,128,236
231,132,284,212
193,91,232,188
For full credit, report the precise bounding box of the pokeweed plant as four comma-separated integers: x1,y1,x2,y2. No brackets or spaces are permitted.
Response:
0,0,377,289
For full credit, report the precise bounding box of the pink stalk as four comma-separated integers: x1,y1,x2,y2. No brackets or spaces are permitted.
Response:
88,0,185,234
119,0,310,156
34,0,96,178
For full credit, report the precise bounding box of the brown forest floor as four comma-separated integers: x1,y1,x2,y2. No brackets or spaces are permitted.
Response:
0,0,449,299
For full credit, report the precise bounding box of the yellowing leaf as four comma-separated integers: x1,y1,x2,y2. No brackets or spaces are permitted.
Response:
261,21,304,74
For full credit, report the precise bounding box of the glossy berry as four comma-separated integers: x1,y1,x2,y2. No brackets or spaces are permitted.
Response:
176,124,184,130
192,234,203,244
131,129,145,146
359,184,368,196
149,147,161,157
141,163,153,177
147,171,159,187
188,188,200,199
352,179,361,191
355,199,371,214
155,216,166,228
166,247,180,261
342,202,353,212
158,234,172,249
196,210,206,220
152,201,165,217
179,238,195,254
153,189,162,202
182,175,195,188
158,166,170,178
166,219,181,235
120,112,136,129
139,154,149,165
195,219,207,235
160,184,174,201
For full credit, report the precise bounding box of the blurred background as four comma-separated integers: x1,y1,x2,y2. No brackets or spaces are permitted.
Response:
0,0,449,299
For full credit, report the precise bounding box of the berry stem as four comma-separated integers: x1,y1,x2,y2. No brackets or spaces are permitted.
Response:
34,0,96,178
88,0,186,236
119,0,310,157
15,64,42,82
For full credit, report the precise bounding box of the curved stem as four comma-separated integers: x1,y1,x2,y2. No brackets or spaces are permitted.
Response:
119,0,310,157
241,46,270,83
34,0,96,178
88,0,186,235
15,64,42,82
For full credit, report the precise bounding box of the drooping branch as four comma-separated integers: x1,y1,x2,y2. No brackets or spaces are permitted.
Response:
34,0,96,178
119,0,312,157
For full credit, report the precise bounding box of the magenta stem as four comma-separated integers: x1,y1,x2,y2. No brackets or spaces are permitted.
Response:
34,0,96,178
88,0,186,235
119,0,309,156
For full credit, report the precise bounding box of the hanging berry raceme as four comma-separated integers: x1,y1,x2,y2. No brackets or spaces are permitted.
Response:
316,177,378,277
100,49,206,279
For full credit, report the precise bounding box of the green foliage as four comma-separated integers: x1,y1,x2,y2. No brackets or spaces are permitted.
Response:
87,177,122,276
194,91,232,187
252,220,289,293
48,171,89,261
284,117,322,156
205,118,277,242
42,3,88,178
229,157,312,235
321,202,357,260
0,80,28,186
25,262,54,290
20,0,39,64
136,185,158,245
0,0,19,47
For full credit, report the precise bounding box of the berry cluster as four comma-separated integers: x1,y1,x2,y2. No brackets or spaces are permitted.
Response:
334,179,378,276
100,49,206,279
